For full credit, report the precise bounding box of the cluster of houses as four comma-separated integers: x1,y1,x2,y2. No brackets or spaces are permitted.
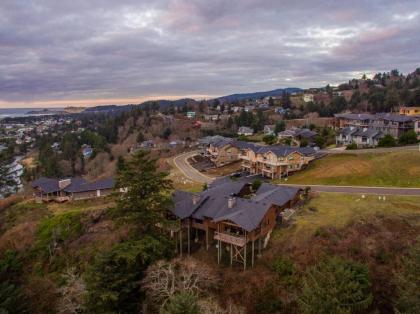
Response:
1,118,74,147
334,109,420,148
170,179,303,268
201,135,318,179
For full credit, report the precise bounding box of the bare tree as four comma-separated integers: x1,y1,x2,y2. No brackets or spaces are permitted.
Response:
142,257,219,309
57,268,86,314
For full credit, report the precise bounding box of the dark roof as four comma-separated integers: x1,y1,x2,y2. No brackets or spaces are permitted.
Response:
31,177,60,194
172,182,300,232
231,140,260,151
211,137,235,148
335,112,414,123
64,177,115,193
32,177,114,194
375,113,414,123
339,127,358,136
352,128,382,138
295,128,318,138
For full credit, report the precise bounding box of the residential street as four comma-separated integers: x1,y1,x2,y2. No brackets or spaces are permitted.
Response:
172,151,420,196
173,151,214,184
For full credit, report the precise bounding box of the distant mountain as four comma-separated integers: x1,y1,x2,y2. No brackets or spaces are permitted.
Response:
216,87,302,102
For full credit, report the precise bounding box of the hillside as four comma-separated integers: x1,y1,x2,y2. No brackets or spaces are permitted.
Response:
283,151,420,188
1,192,418,312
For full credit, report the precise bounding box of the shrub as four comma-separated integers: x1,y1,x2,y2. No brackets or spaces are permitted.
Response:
263,134,277,145
85,236,172,313
298,257,373,314
398,130,418,145
273,257,294,277
35,210,84,258
378,134,396,147
346,143,357,150
253,282,283,314
0,251,27,313
252,179,262,192
393,242,420,314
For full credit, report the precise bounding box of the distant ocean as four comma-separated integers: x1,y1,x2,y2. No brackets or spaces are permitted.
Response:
0,108,64,119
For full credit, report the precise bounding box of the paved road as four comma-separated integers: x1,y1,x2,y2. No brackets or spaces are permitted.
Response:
322,145,419,154
172,152,420,196
277,183,420,196
173,151,214,184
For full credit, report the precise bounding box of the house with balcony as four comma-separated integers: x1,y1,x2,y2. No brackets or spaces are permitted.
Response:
239,145,317,179
336,127,384,148
334,113,415,138
171,180,302,269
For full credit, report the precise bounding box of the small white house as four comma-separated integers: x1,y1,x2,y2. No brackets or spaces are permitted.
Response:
237,126,254,136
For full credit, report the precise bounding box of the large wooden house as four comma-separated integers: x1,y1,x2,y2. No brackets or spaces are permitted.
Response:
171,180,302,269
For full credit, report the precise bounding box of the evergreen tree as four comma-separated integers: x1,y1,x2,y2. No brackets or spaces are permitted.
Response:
274,121,286,135
299,257,372,314
114,151,173,232
162,293,200,314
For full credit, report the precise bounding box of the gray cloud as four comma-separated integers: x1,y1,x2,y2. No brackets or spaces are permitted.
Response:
0,0,419,106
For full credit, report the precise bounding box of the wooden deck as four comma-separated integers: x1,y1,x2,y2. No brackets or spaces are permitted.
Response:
214,231,246,247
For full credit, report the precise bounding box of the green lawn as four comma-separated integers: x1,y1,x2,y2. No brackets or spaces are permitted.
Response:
282,151,420,187
272,192,420,243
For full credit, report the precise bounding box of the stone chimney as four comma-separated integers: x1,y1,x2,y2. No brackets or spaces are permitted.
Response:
58,178,71,190
192,194,200,205
228,196,236,208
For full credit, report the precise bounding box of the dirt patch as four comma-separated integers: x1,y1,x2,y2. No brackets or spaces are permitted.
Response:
205,161,242,177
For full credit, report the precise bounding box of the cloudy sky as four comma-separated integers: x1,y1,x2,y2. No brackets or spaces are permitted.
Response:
1,0,419,108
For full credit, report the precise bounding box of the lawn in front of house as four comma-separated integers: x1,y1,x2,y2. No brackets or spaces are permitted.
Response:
280,151,420,187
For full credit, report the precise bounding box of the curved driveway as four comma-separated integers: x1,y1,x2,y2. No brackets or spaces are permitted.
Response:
173,151,214,184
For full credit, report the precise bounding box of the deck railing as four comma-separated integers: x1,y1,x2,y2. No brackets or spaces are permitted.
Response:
214,232,247,247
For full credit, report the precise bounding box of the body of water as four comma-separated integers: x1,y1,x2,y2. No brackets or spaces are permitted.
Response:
0,107,64,119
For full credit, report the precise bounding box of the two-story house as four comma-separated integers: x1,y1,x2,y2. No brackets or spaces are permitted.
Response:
239,145,317,179
171,181,302,269
336,127,384,148
335,113,415,138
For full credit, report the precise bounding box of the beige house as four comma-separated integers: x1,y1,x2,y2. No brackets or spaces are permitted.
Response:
239,145,317,179
206,138,240,167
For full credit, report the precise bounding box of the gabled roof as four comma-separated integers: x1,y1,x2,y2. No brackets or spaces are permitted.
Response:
32,177,114,194
32,177,60,194
256,145,316,157
172,182,300,232
64,177,114,193
339,127,358,136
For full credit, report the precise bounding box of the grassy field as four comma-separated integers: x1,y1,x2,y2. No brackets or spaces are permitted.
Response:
282,151,420,187
272,192,420,245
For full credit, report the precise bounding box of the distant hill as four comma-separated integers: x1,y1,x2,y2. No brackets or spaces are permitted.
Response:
216,87,302,102
83,98,196,113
